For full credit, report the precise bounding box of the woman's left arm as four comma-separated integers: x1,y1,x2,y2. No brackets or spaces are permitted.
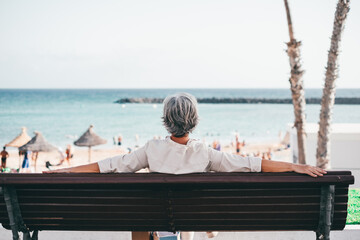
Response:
208,148,327,177
261,159,327,177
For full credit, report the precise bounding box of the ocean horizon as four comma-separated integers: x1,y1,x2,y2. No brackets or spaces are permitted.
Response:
1,88,360,149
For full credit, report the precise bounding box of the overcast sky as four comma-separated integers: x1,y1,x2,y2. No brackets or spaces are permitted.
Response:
0,0,359,89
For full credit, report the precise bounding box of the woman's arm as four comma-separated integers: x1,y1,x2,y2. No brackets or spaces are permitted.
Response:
44,143,149,174
261,159,327,177
44,162,100,173
208,148,326,177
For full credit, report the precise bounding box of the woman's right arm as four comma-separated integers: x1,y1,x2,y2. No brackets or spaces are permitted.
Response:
44,162,100,173
44,143,149,174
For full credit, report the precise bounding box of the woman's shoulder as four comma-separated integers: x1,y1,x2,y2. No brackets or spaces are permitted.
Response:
146,137,207,149
145,138,168,148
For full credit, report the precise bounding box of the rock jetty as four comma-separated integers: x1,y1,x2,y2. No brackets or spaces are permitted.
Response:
114,97,360,104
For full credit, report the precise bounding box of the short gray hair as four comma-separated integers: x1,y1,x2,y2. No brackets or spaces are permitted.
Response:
162,93,199,137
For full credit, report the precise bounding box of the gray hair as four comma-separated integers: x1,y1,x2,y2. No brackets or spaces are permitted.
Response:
162,93,199,137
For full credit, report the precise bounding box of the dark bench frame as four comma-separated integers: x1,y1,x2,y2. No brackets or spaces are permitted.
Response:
0,171,354,240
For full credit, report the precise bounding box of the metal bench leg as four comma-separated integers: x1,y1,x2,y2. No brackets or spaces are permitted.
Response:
31,230,39,240
316,185,335,240
2,187,20,240
22,230,38,240
22,232,31,240
2,187,35,240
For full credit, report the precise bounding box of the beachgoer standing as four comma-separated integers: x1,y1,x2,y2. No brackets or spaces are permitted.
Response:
235,136,241,155
118,135,123,146
1,146,9,169
21,150,30,171
65,144,73,165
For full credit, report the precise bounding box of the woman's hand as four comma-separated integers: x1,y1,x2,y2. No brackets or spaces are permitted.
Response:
291,164,327,177
43,168,72,173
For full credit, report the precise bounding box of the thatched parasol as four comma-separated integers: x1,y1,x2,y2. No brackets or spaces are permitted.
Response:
6,127,32,168
74,125,107,162
6,127,31,148
19,131,57,171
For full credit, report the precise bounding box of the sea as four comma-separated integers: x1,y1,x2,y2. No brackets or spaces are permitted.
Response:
1,88,360,149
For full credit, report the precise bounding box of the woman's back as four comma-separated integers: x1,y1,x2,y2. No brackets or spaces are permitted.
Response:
97,136,262,175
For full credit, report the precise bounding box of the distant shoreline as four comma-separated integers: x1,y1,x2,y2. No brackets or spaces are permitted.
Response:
114,97,360,104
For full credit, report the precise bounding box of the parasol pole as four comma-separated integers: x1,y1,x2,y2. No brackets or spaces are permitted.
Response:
18,151,22,171
88,147,91,163
34,152,39,172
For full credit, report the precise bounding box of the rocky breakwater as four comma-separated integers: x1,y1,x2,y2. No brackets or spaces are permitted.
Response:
114,97,360,104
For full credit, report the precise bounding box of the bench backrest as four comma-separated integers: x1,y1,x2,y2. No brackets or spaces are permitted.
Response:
0,171,354,232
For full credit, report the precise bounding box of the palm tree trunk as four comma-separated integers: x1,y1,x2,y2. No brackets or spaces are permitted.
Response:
316,0,350,169
284,0,307,164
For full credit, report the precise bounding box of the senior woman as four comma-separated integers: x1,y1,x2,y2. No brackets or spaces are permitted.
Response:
46,92,326,239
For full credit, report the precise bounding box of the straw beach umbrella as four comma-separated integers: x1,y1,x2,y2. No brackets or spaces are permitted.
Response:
19,131,57,171
6,127,31,148
74,125,107,163
6,127,32,168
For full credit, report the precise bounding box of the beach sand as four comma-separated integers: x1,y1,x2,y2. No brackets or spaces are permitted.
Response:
4,147,128,173
3,141,290,173
223,142,290,161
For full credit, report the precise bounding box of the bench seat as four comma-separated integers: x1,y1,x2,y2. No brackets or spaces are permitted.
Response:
0,171,354,239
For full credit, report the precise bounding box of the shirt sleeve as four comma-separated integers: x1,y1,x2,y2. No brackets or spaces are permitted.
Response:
97,143,149,173
208,148,262,172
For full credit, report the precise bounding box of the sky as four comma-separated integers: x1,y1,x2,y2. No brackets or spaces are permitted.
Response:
0,0,359,89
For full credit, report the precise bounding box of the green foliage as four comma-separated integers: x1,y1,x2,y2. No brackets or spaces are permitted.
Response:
347,188,360,225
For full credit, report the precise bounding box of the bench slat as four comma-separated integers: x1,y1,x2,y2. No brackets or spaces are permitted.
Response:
0,202,346,213
12,187,347,197
0,172,354,185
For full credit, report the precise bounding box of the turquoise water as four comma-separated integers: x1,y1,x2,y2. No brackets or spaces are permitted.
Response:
1,89,360,149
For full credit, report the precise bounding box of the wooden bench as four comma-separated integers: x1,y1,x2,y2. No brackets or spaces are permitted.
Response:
0,171,354,240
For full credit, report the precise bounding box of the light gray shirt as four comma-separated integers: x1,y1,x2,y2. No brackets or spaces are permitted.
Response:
98,137,262,174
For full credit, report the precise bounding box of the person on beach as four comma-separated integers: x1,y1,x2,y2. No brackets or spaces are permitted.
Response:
117,135,123,146
65,144,73,164
46,147,72,170
235,136,241,154
45,92,327,240
21,150,31,172
213,140,221,151
1,146,9,169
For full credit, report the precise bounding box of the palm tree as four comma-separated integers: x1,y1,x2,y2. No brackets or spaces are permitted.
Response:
283,0,307,164
316,0,350,169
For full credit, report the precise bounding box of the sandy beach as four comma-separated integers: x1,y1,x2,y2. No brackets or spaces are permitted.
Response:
4,147,128,173
3,141,290,173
